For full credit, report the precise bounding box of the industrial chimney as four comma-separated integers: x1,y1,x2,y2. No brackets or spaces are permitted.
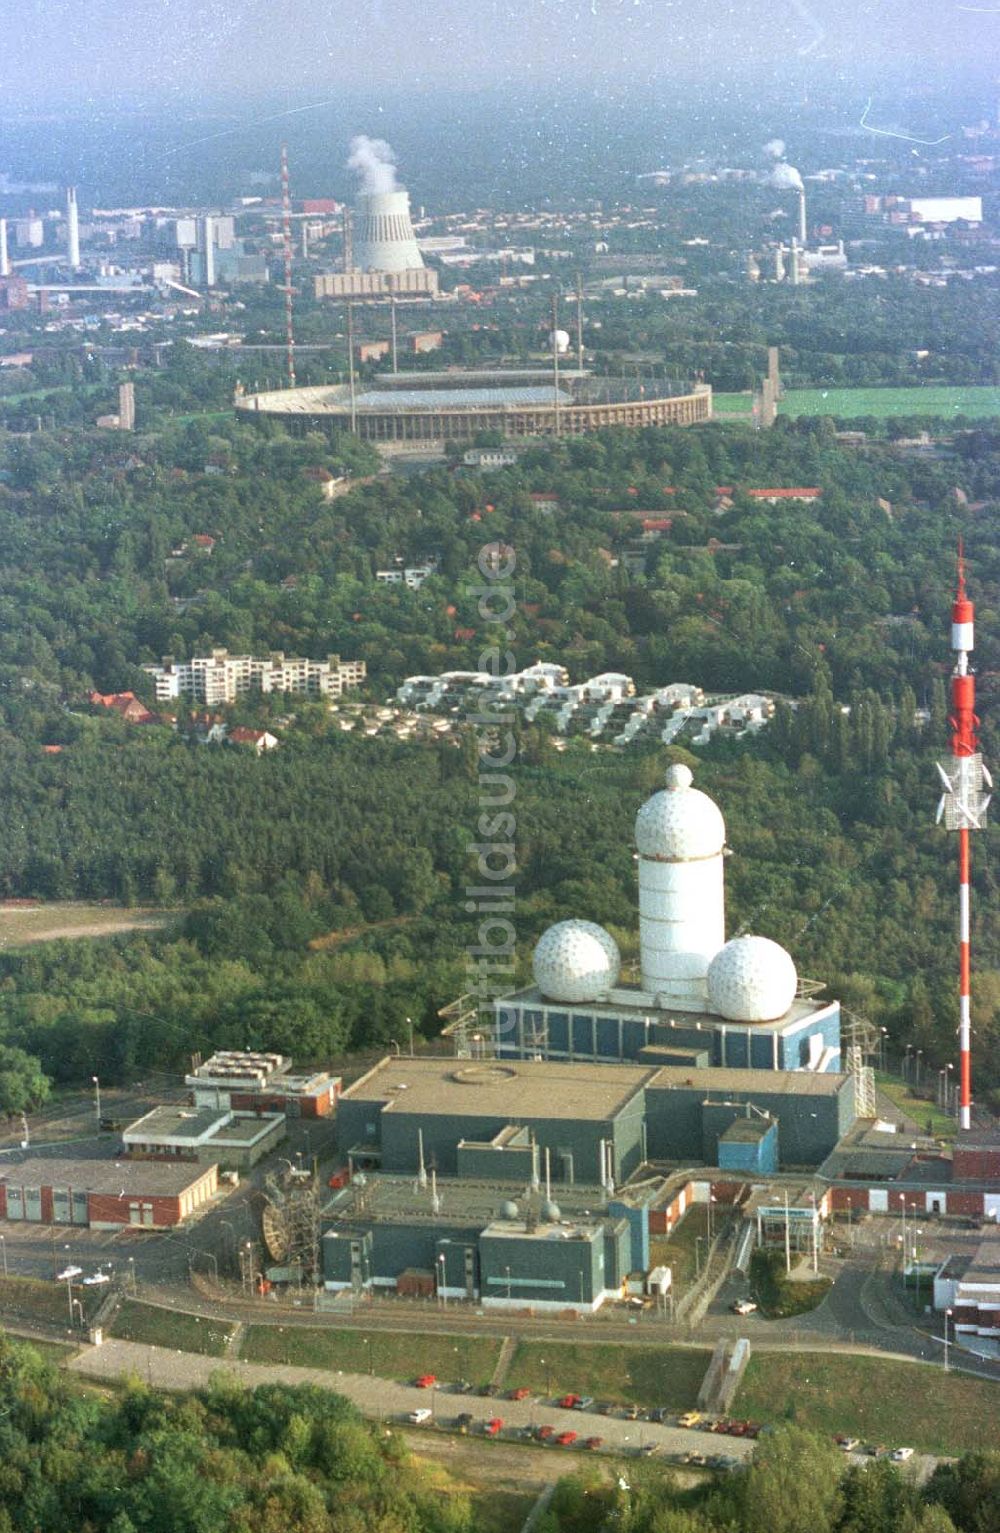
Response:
0,219,8,278
66,187,80,270
797,189,807,247
202,215,216,288
354,189,424,274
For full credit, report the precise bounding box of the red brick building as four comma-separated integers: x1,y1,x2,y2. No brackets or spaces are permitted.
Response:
0,1156,217,1229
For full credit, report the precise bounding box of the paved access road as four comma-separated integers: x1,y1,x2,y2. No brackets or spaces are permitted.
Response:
68,1338,758,1465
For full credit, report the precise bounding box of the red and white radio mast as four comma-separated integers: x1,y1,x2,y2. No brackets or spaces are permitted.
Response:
936,545,992,1131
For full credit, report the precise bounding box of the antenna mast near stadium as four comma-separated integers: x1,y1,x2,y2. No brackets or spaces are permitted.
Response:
936,543,991,1131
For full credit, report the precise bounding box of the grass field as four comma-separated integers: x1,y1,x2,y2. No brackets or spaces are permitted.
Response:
505,1339,709,1410
874,1073,956,1141
713,386,1000,421
241,1324,502,1384
110,1300,235,1357
736,1352,1000,1455
0,901,176,948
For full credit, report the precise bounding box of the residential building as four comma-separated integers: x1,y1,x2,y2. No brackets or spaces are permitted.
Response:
143,649,366,705
88,690,155,725
228,726,279,754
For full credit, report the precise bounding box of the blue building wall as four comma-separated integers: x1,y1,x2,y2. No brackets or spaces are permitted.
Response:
607,1197,650,1272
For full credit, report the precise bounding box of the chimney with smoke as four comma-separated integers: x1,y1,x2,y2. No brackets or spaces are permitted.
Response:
348,134,424,274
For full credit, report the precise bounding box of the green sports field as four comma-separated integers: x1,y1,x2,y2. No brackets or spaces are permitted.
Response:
713,386,1000,420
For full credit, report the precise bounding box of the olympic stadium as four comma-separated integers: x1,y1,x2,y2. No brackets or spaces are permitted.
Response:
234,369,713,443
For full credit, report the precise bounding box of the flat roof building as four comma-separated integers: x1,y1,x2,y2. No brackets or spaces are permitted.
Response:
0,1156,217,1229
122,1104,286,1171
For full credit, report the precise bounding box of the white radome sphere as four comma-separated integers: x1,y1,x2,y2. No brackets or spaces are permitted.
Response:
707,935,798,1022
532,919,620,1004
550,328,571,353
635,763,726,862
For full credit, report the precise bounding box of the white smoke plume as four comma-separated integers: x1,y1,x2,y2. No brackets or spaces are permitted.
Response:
770,161,805,192
348,135,398,195
763,138,785,159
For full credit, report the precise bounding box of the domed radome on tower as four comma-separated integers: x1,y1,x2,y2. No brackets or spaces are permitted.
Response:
707,935,798,1023
532,919,621,1004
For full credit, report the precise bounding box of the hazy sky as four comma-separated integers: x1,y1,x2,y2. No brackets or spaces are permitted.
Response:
2,0,996,104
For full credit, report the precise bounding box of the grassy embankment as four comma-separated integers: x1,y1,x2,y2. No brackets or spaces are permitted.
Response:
504,1339,709,1410
110,1299,235,1356
736,1352,1000,1455
874,1072,956,1141
241,1324,502,1385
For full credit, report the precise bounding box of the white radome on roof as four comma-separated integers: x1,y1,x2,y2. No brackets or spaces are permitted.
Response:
532,919,621,1004
635,762,726,862
707,935,798,1022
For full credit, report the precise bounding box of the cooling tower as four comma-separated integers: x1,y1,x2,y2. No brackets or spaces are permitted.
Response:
354,190,424,273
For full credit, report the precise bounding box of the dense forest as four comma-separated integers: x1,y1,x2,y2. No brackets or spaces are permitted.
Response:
0,1336,994,1533
0,350,998,1101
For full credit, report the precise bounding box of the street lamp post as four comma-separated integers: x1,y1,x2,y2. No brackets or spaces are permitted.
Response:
65,1273,75,1325
944,1308,952,1373
0,1234,7,1278
904,1044,913,1082
439,1254,447,1308
71,1297,84,1329
695,1236,704,1278
128,1256,137,1294
92,1076,101,1124
504,1264,511,1305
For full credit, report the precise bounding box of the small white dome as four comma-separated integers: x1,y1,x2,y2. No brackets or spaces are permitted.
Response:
707,935,798,1022
532,919,620,1004
550,328,571,352
635,764,725,862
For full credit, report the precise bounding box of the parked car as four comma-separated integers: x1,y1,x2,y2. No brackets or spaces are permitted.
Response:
558,1393,581,1410
623,1404,642,1421
82,1271,112,1286
536,1425,555,1441
555,1430,578,1447
414,1375,437,1390
507,1387,531,1401
584,1436,604,1451
408,1408,432,1424
454,1413,473,1432
484,1417,504,1437
835,1435,860,1452
451,1380,472,1395
865,1444,887,1458
891,1447,915,1462
731,1299,757,1316
678,1412,702,1429
572,1396,595,1411
55,1267,83,1282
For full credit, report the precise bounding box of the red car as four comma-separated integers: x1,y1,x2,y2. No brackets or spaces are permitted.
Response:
537,1424,555,1441
508,1387,531,1401
485,1417,504,1437
558,1394,581,1410
414,1375,437,1390
555,1430,578,1447
584,1436,604,1451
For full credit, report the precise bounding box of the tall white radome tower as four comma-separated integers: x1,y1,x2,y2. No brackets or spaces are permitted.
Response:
354,190,424,274
635,763,726,1008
